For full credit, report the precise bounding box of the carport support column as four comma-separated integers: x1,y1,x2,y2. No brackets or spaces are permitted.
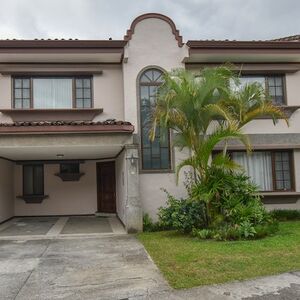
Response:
125,145,142,233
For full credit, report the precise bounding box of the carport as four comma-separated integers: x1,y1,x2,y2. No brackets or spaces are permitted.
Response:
0,121,142,233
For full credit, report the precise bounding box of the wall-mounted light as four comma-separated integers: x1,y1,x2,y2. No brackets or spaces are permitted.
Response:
56,154,64,159
126,153,138,175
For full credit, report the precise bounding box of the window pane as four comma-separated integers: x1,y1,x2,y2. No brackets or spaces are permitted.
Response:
83,79,90,88
14,79,22,88
83,88,91,98
76,99,83,108
83,99,91,108
33,78,72,108
23,99,30,109
232,151,273,191
14,89,22,98
23,166,33,195
34,166,44,195
14,99,22,108
76,79,83,88
23,89,30,98
23,79,30,88
274,151,292,190
76,88,83,98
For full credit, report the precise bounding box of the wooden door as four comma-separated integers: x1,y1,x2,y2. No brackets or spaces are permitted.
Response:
96,162,116,213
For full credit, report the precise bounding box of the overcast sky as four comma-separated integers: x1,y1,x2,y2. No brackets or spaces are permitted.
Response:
0,0,299,41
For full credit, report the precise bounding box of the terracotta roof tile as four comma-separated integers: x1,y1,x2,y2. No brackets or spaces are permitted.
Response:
0,119,132,127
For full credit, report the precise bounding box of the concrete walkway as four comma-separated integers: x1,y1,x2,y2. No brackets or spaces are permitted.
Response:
0,231,299,299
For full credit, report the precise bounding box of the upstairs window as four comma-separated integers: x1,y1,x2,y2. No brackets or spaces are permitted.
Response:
13,76,92,109
234,75,285,105
139,68,171,171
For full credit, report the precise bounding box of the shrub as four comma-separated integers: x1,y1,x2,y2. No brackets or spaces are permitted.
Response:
191,168,272,227
143,213,165,232
271,210,300,221
158,191,206,234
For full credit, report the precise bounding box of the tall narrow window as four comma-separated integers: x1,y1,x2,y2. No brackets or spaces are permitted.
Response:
13,78,31,108
139,69,171,170
23,165,44,196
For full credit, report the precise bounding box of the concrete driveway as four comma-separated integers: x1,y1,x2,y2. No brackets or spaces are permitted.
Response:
0,235,170,300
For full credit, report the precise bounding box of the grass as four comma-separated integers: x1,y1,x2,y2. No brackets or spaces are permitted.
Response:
138,221,300,289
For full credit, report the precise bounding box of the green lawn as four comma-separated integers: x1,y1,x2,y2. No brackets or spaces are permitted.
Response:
138,221,300,289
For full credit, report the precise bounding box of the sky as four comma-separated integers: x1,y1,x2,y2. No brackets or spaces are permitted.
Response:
0,0,299,41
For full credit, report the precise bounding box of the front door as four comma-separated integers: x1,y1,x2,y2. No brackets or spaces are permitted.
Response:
96,161,116,213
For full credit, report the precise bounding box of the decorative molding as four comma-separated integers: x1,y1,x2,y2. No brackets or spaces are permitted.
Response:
124,13,183,47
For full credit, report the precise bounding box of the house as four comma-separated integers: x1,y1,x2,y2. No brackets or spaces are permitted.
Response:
0,13,299,232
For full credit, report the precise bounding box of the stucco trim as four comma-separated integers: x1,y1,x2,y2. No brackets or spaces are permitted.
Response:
124,13,183,47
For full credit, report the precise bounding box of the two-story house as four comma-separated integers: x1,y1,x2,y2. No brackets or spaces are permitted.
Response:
0,13,299,232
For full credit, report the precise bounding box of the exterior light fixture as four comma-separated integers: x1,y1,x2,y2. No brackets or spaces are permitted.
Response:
56,154,64,159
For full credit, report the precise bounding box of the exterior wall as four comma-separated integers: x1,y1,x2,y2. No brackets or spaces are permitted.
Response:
122,17,189,220
93,65,124,122
14,161,98,216
115,150,127,224
140,147,190,221
0,159,14,223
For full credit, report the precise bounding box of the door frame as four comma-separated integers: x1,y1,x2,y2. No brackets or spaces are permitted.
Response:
96,161,116,213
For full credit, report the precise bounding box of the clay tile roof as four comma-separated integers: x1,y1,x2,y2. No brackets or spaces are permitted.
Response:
270,35,300,42
0,119,134,134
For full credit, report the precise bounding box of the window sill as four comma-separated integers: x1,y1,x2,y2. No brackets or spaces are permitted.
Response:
55,172,85,181
260,191,300,204
17,195,49,203
0,108,103,122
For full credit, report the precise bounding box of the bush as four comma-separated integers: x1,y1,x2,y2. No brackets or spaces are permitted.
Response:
143,213,165,232
191,168,272,227
158,191,207,233
192,222,278,241
271,210,300,221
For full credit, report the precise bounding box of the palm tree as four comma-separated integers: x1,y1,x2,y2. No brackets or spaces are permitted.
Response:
150,67,250,183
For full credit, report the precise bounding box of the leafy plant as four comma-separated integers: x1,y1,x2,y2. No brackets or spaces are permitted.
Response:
158,191,206,233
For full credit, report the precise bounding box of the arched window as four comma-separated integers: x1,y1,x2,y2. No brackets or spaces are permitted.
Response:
139,68,171,170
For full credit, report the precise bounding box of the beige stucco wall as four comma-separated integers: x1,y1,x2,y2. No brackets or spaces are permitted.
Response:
123,17,188,130
115,151,127,224
93,65,124,122
14,161,98,216
0,158,14,223
122,17,189,220
140,147,190,221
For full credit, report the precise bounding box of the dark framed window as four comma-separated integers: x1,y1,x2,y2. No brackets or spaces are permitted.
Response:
13,76,92,109
139,68,171,170
231,150,293,191
75,78,92,108
60,163,80,174
23,164,44,196
238,75,285,105
13,78,31,108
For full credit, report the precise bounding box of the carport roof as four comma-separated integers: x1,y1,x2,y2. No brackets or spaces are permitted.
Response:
0,120,134,134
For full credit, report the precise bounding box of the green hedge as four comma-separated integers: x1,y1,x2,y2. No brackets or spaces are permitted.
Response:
271,210,300,221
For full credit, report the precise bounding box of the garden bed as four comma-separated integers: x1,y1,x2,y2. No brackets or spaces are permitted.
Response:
138,221,300,289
